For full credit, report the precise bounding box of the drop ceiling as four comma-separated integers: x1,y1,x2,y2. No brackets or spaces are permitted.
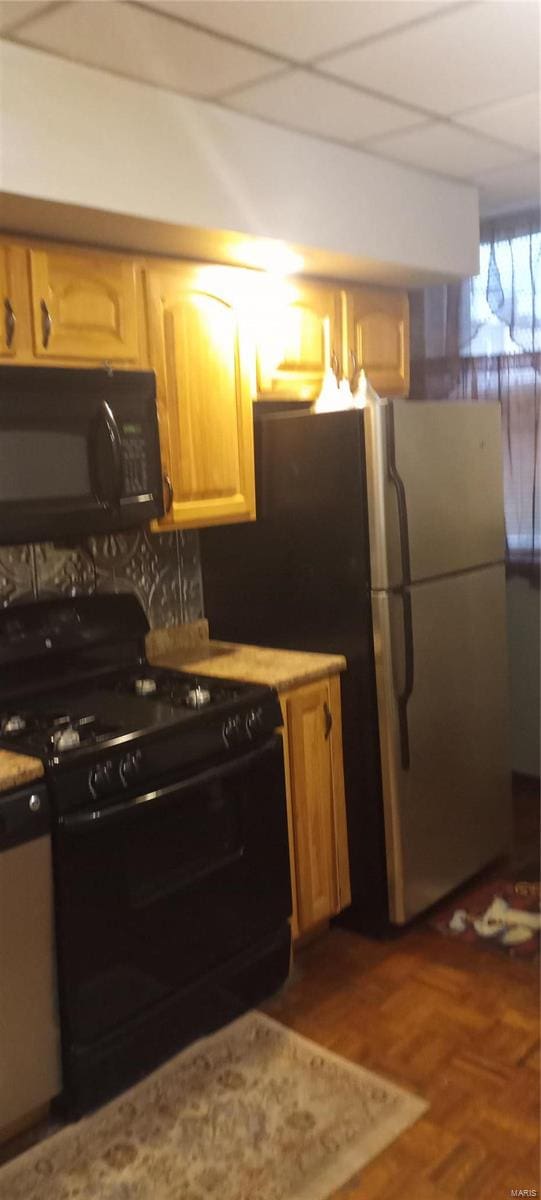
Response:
1,0,539,216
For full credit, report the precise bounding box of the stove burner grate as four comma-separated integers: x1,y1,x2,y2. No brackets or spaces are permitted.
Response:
116,671,242,711
0,709,120,755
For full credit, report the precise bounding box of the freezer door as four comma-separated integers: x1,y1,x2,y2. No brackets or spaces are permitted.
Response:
365,400,506,588
372,564,511,924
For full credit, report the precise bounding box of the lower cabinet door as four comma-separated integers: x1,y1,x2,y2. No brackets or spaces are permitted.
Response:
282,675,350,936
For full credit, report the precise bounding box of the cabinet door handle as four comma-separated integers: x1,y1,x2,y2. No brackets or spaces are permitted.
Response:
330,350,340,383
163,472,174,514
4,298,15,348
323,701,333,739
40,298,52,348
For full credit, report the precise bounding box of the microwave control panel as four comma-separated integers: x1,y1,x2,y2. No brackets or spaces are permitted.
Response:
121,424,149,496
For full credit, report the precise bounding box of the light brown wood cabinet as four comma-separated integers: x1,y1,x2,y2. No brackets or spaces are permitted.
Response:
280,673,351,939
253,278,410,401
0,236,145,366
254,279,342,402
28,246,142,364
0,243,19,358
145,262,256,530
0,241,32,360
0,229,410,530
345,286,410,396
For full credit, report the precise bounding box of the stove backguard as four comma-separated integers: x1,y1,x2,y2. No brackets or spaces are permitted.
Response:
0,594,149,703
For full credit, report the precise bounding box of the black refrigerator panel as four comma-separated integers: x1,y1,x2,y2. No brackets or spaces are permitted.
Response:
201,408,390,932
203,410,370,651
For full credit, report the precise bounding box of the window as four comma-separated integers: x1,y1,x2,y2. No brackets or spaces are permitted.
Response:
465,233,541,357
459,220,540,560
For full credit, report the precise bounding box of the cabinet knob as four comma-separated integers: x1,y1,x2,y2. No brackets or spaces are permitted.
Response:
4,297,15,348
40,298,52,348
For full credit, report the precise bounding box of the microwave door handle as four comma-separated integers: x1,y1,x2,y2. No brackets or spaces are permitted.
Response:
89,400,123,510
104,400,123,508
88,413,105,508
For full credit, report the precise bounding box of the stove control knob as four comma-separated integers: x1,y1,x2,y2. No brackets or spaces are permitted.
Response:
245,706,264,739
89,759,115,799
222,715,243,747
119,749,143,788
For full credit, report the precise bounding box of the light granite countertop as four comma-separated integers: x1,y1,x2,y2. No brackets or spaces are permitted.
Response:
0,750,44,793
147,622,346,692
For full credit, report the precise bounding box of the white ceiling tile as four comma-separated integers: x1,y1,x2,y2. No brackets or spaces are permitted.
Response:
0,0,52,33
366,121,530,179
477,158,541,215
457,92,540,157
12,0,279,97
322,1,540,117
226,68,426,144
146,1,449,64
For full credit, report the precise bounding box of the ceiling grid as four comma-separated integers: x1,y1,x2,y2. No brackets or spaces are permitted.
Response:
1,0,539,213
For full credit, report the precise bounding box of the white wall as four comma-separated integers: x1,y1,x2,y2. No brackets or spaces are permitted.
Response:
506,576,540,777
0,40,479,283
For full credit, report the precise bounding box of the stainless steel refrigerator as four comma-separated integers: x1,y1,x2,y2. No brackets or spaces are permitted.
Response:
201,402,512,931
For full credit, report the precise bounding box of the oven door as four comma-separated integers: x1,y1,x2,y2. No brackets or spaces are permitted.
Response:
0,365,163,543
54,736,291,1047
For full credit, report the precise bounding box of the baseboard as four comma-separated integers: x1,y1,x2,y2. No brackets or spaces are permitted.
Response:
0,1103,50,1146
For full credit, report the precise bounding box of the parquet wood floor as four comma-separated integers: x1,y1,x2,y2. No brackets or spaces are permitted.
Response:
264,777,540,1200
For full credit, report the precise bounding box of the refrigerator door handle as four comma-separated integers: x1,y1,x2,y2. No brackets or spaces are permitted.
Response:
385,403,412,586
395,588,414,770
384,404,414,765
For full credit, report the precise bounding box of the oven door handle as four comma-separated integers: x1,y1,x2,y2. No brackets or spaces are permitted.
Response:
59,736,280,832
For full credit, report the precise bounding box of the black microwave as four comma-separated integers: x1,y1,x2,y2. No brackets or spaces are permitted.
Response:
0,366,164,544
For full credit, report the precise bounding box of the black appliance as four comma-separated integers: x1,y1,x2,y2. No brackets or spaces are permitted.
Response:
201,409,387,932
0,365,164,543
0,595,291,1115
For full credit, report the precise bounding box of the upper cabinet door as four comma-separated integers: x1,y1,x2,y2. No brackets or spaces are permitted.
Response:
254,280,342,401
0,242,31,360
29,248,141,363
347,287,410,396
145,263,256,530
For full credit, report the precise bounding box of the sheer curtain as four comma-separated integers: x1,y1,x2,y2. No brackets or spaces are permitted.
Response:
410,209,540,573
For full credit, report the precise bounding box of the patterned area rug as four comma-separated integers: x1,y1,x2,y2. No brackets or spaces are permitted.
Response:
0,1012,427,1200
432,877,541,958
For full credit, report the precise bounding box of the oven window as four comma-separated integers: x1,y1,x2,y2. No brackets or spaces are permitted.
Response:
0,431,90,498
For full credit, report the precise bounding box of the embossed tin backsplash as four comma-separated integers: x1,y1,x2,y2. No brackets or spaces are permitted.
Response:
0,530,203,628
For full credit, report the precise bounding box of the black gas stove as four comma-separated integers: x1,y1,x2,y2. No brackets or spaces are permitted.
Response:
0,595,282,810
0,595,291,1114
